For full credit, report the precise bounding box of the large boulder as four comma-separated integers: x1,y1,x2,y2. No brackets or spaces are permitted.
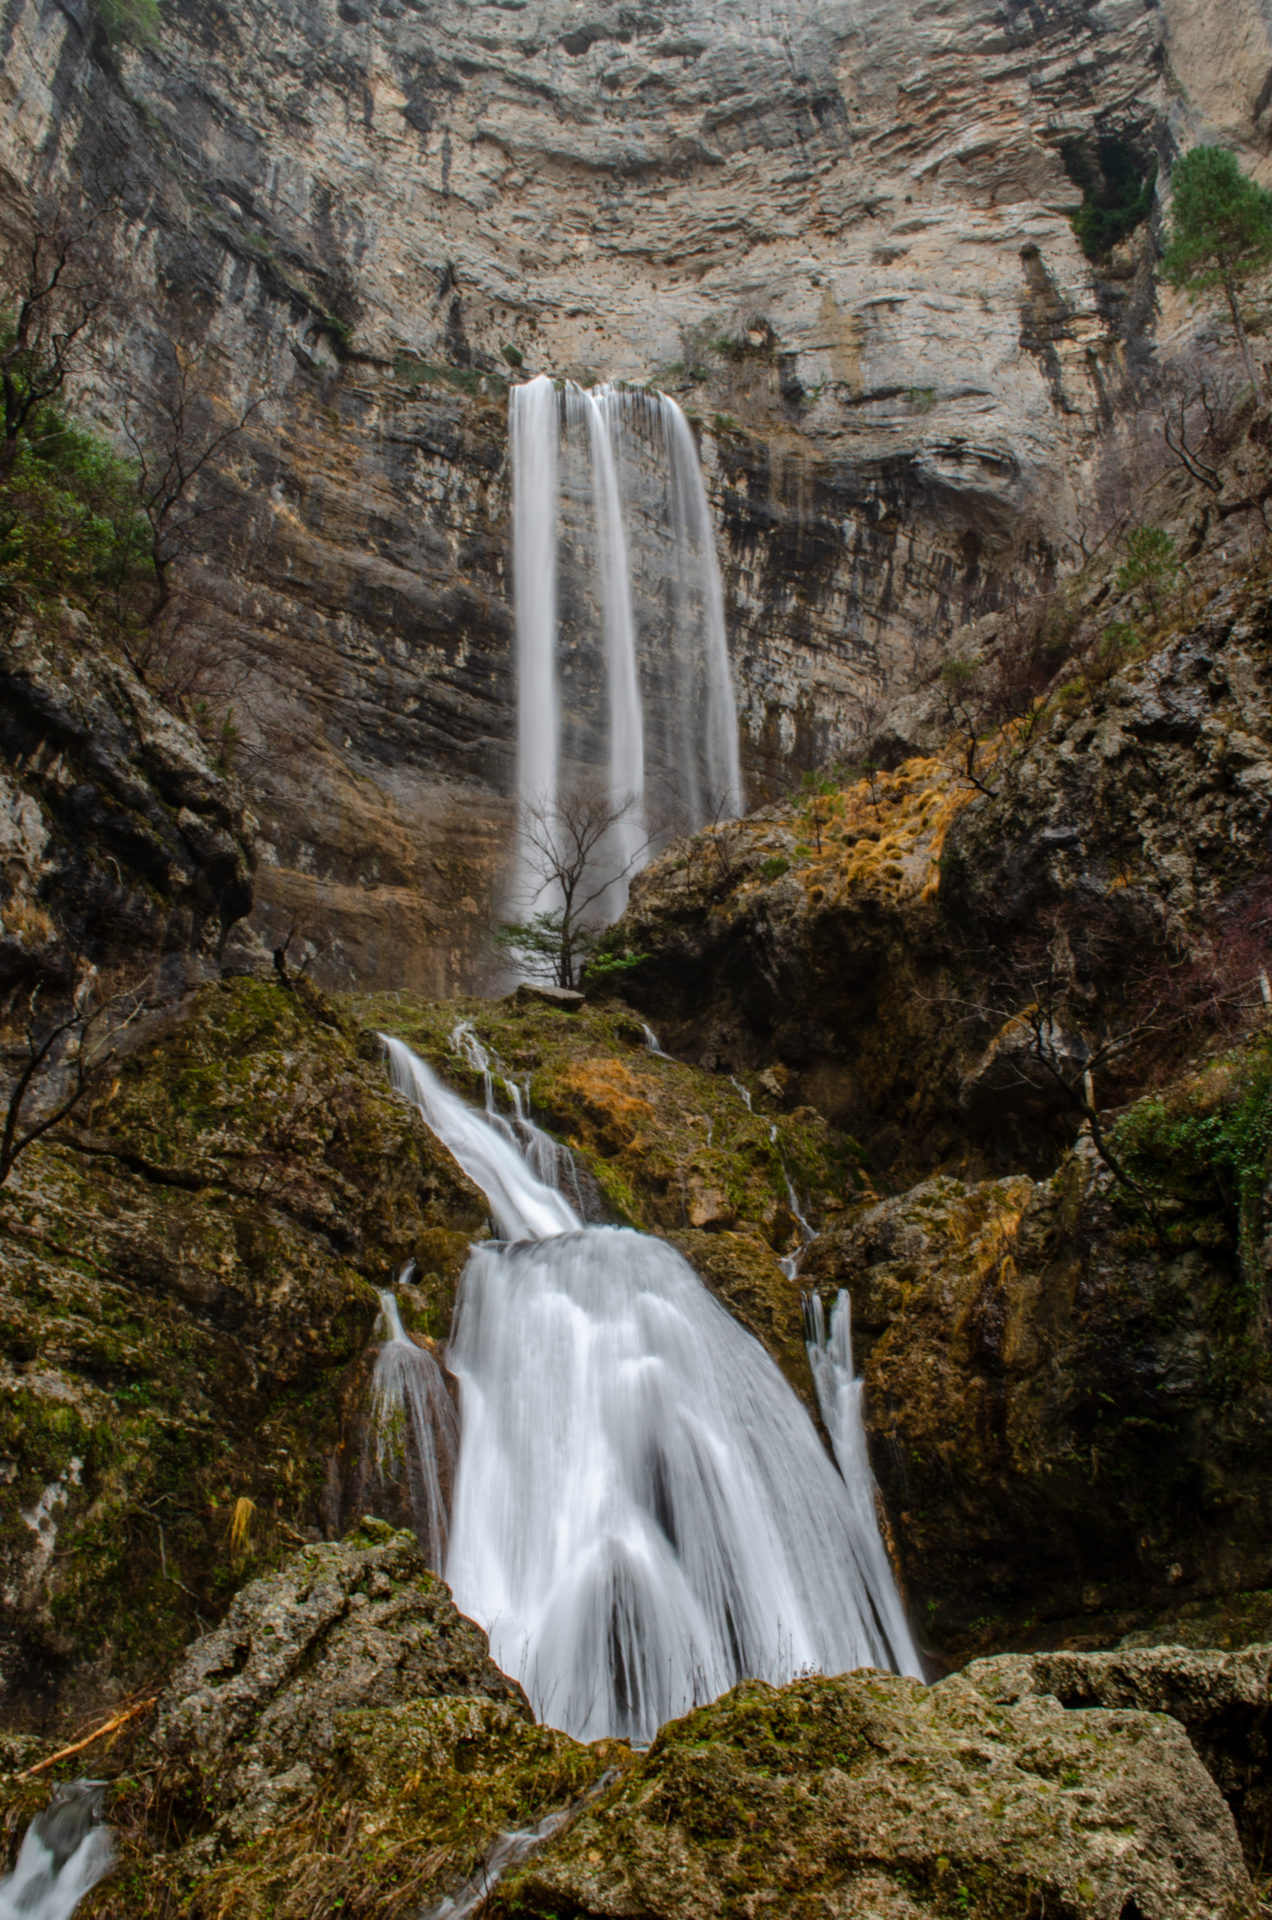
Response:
495,1668,1255,1919
963,1642,1272,1870
156,1523,527,1843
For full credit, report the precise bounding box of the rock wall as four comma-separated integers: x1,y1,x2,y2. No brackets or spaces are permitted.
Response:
2,0,1270,986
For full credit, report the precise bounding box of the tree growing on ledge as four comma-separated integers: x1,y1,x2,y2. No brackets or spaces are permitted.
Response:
495,788,648,991
1162,145,1272,389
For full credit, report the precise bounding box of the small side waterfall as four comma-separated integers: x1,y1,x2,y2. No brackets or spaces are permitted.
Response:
384,1035,921,1747
511,373,560,917
508,375,744,918
365,1288,459,1573
804,1291,916,1674
0,1781,113,1920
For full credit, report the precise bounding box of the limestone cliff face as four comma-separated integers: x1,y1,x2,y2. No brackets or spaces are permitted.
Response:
2,0,1268,984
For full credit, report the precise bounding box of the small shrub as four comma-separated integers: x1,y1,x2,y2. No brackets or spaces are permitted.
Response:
1116,525,1180,622
760,856,790,881
501,344,524,369
96,0,161,45
1115,1038,1272,1286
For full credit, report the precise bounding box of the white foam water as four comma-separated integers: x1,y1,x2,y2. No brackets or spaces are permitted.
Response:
384,1036,921,1747
0,1782,113,1920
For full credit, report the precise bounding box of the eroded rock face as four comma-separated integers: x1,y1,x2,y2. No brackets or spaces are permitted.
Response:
156,1522,527,1843
803,1080,1272,1655
3,0,1267,984
963,1643,1272,1868
619,577,1272,1173
495,1669,1255,1919
0,615,254,994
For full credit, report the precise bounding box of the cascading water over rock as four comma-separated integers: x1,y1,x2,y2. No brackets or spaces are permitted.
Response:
360,1286,459,1573
0,1780,113,1920
383,1034,921,1747
508,374,744,919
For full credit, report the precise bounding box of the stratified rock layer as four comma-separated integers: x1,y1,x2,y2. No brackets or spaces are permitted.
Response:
0,614,254,993
4,0,1269,981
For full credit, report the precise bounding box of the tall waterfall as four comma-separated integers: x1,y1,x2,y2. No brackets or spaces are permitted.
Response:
384,1036,921,1746
508,375,744,919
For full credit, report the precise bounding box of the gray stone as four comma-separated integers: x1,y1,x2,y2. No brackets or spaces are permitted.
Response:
511,983,585,1013
156,1523,527,1841
963,1643,1272,1868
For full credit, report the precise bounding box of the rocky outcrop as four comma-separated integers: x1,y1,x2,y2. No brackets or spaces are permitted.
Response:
3,0,1267,984
802,1036,1272,1655
0,977,489,1725
156,1522,526,1843
61,1526,626,1919
618,562,1272,1173
0,613,254,995
963,1642,1272,1867
10,1537,1259,1918
498,1669,1255,1919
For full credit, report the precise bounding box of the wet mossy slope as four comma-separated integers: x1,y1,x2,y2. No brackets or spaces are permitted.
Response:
0,977,487,1727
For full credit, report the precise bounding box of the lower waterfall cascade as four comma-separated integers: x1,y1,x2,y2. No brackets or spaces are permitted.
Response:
383,1034,922,1746
508,374,744,920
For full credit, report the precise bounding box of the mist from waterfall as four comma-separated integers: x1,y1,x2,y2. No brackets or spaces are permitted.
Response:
383,1034,921,1747
508,374,744,919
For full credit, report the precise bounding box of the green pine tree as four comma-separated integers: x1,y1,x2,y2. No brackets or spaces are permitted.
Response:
1161,145,1272,387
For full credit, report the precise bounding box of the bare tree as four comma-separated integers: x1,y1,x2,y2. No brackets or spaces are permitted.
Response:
0,198,116,479
498,788,650,990
0,970,148,1187
119,346,262,636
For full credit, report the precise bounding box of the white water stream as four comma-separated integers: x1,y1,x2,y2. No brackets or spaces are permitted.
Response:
384,1034,921,1747
0,1782,113,1920
508,375,744,919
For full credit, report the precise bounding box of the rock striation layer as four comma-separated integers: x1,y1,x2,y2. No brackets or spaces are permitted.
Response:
4,0,1271,982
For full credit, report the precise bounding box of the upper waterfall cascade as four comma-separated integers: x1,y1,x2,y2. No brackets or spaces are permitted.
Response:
509,374,744,919
383,1034,921,1746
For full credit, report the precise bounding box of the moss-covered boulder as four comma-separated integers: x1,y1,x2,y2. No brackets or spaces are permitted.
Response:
154,1523,527,1843
29,1528,630,1919
0,978,488,1725
494,1668,1253,1919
